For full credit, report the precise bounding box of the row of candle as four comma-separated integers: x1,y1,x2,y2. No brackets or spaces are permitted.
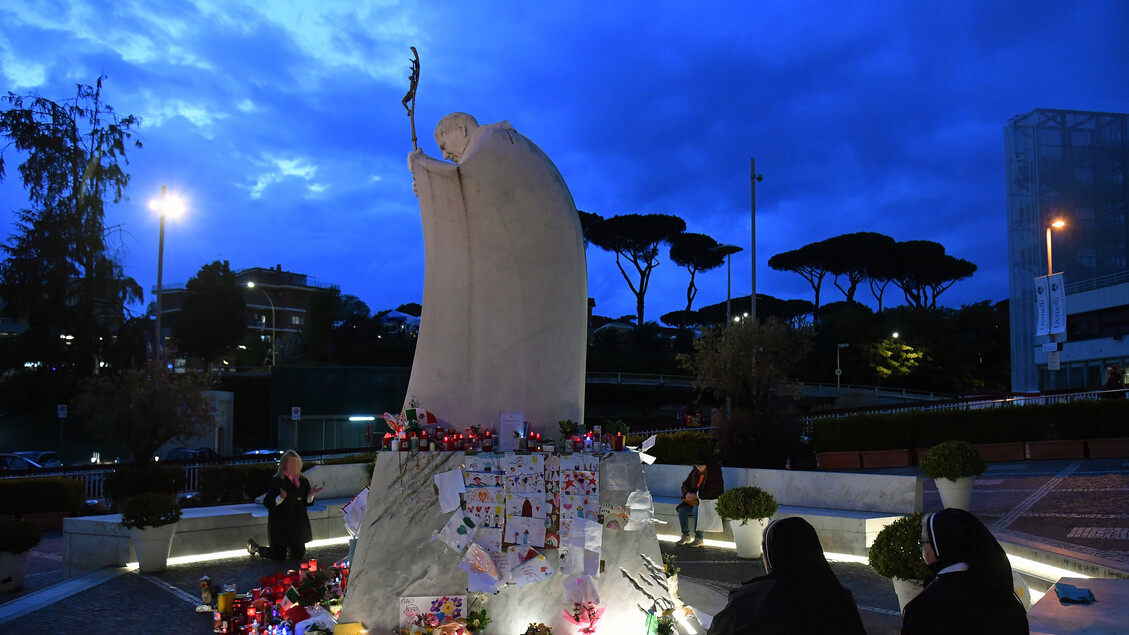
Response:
381,429,497,452
212,559,348,634
380,430,626,452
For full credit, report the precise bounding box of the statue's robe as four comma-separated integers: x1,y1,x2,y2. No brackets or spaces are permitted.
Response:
407,121,587,436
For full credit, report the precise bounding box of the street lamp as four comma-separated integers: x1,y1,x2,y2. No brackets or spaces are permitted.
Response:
148,186,184,362
1046,218,1066,276
247,282,276,367
714,244,744,327
836,342,849,388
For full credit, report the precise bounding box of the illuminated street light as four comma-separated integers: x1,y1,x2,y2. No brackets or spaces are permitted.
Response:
148,186,185,361
248,281,276,366
1046,218,1066,277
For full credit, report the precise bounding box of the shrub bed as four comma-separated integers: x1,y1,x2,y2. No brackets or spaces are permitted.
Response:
0,477,84,515
809,399,1129,453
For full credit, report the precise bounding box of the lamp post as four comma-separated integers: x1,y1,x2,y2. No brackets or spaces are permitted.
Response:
836,342,849,388
1046,218,1065,277
714,244,744,327
247,282,276,367
1043,218,1067,383
148,186,183,362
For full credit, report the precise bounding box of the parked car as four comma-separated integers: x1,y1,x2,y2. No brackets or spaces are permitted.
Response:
0,453,43,470
161,447,219,462
12,450,62,467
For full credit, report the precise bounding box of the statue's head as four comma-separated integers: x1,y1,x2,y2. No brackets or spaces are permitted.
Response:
435,112,479,162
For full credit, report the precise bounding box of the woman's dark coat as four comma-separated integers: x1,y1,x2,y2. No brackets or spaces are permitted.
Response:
679,461,724,504
263,474,314,553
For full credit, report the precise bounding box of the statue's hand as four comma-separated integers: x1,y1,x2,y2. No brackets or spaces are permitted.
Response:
407,148,424,171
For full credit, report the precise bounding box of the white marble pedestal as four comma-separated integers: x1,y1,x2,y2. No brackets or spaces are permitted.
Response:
338,451,684,633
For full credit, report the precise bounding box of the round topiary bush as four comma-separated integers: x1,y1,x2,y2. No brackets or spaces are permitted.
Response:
0,518,42,554
920,440,987,481
120,492,182,529
715,486,778,525
868,512,931,581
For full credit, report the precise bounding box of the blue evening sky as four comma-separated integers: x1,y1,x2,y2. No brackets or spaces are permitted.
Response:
1,1,1127,323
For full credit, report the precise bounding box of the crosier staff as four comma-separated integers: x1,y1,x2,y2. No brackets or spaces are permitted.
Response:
402,46,420,150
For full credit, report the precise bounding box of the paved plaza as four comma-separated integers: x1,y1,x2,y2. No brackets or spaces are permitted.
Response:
2,457,1126,634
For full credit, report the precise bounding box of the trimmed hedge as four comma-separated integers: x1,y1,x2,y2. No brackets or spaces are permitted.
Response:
0,477,84,515
809,399,1129,453
625,431,714,465
198,463,279,503
104,464,186,499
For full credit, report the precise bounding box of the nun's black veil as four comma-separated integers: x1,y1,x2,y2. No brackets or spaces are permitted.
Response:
924,508,1015,596
761,517,857,631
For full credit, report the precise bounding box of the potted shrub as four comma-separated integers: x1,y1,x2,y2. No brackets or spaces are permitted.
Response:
0,517,42,594
715,486,778,558
121,492,182,572
868,512,931,612
919,440,987,511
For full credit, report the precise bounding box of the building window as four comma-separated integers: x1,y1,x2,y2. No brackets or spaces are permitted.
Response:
291,315,303,326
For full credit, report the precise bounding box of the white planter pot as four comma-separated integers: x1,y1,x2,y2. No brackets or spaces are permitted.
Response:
730,518,767,559
0,551,31,594
892,577,925,613
130,523,177,573
935,476,974,511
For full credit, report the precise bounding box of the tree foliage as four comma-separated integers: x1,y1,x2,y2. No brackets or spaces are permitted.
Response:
172,260,246,367
769,233,977,312
888,240,977,309
767,243,830,312
668,232,725,314
301,286,372,364
678,317,813,413
586,213,686,326
74,362,216,464
821,232,897,303
0,75,142,376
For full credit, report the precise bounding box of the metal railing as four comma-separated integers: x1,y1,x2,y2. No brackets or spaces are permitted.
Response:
802,387,1127,422
585,372,695,387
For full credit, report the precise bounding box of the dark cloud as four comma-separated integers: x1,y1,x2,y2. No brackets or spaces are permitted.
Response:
1,0,1127,322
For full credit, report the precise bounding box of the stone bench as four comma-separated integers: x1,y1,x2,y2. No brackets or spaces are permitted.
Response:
644,465,922,556
62,463,371,577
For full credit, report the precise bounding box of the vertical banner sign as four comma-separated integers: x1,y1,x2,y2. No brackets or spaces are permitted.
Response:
1034,276,1051,336
1048,273,1067,336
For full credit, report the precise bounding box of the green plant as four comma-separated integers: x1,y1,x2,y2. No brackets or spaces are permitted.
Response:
120,491,182,529
657,613,676,635
0,518,42,554
0,477,84,515
920,440,987,481
715,486,778,525
558,419,579,437
662,553,680,577
868,513,931,581
604,419,630,436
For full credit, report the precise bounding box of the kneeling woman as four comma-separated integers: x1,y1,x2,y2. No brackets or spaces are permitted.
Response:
707,517,865,634
248,450,323,560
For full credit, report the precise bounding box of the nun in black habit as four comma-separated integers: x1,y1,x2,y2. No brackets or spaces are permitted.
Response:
706,516,866,635
902,508,1028,635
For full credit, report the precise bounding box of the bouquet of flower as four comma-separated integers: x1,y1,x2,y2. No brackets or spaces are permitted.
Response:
522,624,552,635
464,592,491,633
562,602,604,634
